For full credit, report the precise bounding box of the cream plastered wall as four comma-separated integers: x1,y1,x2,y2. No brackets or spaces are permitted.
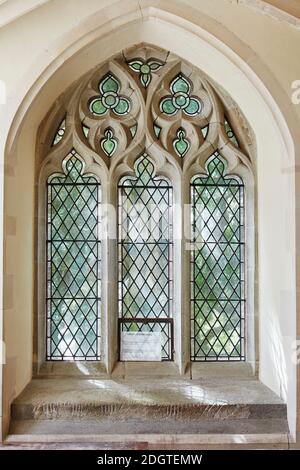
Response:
0,0,299,443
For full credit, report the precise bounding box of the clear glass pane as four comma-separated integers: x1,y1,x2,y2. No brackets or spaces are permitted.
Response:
191,152,245,361
118,155,173,361
47,152,101,361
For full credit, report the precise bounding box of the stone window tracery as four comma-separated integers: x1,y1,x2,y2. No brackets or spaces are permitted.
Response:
38,45,253,367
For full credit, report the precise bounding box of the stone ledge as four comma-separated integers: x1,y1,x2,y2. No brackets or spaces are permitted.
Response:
11,377,287,428
12,402,287,421
11,377,286,406
5,430,289,448
9,417,289,436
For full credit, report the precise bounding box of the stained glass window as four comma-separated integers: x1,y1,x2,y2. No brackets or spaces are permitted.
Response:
173,128,190,157
82,124,90,138
154,124,161,138
52,117,66,146
128,58,164,88
46,150,101,360
160,74,202,116
100,128,117,156
191,152,245,361
201,125,209,139
118,155,173,361
90,74,130,116
130,124,137,138
43,48,251,367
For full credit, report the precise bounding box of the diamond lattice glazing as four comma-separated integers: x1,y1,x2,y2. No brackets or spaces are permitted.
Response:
191,152,245,361
118,154,173,360
46,152,101,360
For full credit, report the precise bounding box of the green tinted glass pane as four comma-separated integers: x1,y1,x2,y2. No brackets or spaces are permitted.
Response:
175,140,188,156
128,59,163,87
128,60,142,71
149,61,163,71
185,98,201,115
140,64,150,74
101,129,117,156
141,73,151,88
161,98,176,115
90,99,106,115
114,98,130,115
104,94,117,107
173,129,189,157
103,139,115,156
171,75,190,94
100,74,119,93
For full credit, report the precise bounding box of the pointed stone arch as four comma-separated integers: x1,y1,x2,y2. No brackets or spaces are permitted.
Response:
1,3,296,441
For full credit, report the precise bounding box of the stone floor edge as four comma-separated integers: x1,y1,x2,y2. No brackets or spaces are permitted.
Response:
4,432,289,445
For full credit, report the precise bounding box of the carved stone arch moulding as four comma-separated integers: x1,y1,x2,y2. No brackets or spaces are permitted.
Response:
40,44,253,180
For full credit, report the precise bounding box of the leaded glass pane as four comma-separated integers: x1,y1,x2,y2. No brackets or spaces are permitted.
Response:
173,128,189,157
160,73,202,117
52,117,66,146
90,73,130,116
46,151,101,360
100,128,117,156
191,152,245,361
118,154,173,361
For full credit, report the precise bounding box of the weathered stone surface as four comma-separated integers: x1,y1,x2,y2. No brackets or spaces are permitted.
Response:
11,377,287,423
9,417,288,436
7,378,290,449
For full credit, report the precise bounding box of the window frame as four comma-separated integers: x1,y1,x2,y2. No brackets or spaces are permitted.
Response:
117,155,174,362
45,151,101,361
36,137,107,375
190,152,246,362
35,47,256,377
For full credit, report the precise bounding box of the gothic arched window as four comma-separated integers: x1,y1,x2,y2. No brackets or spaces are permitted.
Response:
37,45,253,370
